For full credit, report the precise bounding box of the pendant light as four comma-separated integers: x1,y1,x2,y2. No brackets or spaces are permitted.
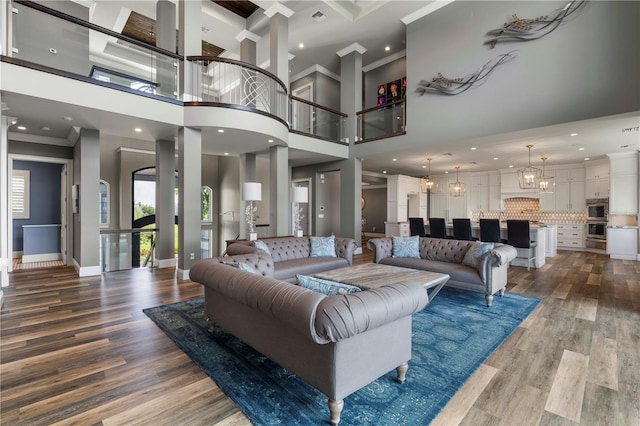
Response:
538,157,554,193
449,165,466,197
518,144,542,190
421,157,435,192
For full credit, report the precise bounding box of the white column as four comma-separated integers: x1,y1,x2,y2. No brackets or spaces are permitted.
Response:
0,116,9,286
177,127,201,279
156,139,176,268
178,0,202,101
270,145,289,236
264,2,294,89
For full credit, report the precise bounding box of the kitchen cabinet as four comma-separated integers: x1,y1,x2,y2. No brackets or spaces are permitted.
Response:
385,222,409,237
585,160,609,198
428,175,468,221
608,152,638,215
554,166,585,211
544,225,557,257
469,173,489,212
488,172,501,211
539,169,556,211
607,227,638,260
387,175,421,222
500,171,537,195
557,224,585,249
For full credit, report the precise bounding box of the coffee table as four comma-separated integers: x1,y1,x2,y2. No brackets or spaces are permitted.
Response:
312,263,449,302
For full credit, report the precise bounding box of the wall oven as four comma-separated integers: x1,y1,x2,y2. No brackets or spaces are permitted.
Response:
586,198,608,221
586,198,608,250
587,222,607,240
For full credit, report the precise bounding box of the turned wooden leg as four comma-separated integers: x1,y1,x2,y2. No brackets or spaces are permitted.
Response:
328,399,344,425
396,362,408,384
499,288,505,297
485,294,494,307
206,317,215,333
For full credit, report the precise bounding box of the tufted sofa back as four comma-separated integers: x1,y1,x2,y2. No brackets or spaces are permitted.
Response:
262,237,311,262
210,252,275,277
419,238,474,263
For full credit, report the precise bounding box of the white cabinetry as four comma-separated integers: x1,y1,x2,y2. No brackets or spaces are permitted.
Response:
428,174,468,220
554,166,585,211
385,222,409,237
387,175,421,222
585,160,609,199
539,169,556,211
608,152,638,215
557,224,585,249
544,225,557,257
469,173,489,212
489,172,502,211
607,227,638,260
500,171,537,196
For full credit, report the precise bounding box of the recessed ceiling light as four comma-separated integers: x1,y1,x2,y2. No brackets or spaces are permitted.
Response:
509,165,514,168
422,165,427,169
268,139,274,143
570,133,578,136
584,157,590,161
41,126,51,131
218,129,224,133
493,157,499,160
385,46,390,51
392,158,397,161
17,126,26,130
224,152,229,156
471,147,477,150
134,128,142,133
299,43,304,48
444,171,449,174
382,170,387,174
578,147,585,151
63,116,73,121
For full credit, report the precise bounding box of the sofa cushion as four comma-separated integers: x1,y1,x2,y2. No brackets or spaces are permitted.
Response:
253,240,271,255
274,257,349,281
462,242,494,269
392,235,420,259
310,235,337,257
296,274,362,296
379,257,483,286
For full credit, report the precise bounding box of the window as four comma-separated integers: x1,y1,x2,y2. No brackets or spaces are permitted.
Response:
201,186,212,223
12,169,30,219
99,180,110,227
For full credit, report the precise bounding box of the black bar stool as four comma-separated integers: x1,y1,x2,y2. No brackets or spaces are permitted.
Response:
479,219,502,243
452,218,477,241
506,220,538,271
408,217,426,237
428,218,449,239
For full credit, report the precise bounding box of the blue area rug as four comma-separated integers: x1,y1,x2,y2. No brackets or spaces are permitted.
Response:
143,288,540,425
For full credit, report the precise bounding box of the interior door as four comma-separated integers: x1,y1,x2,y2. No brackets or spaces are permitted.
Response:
60,165,68,265
292,83,313,133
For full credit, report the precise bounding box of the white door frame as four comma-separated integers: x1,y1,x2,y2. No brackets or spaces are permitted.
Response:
292,82,314,132
8,154,74,270
292,178,312,236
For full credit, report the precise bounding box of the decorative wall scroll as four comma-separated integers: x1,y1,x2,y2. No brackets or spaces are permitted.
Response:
485,0,587,48
416,51,516,96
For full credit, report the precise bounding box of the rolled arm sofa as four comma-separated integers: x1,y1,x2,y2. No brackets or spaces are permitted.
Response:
367,237,517,306
225,236,356,282
189,255,429,425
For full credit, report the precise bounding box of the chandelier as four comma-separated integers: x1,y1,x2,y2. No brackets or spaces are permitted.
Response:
421,157,435,192
518,144,542,189
449,165,466,197
538,156,554,193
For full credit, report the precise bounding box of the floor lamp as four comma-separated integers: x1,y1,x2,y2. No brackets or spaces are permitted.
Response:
242,182,261,241
292,186,308,237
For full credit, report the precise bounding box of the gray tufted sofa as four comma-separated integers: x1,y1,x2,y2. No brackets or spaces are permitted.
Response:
367,237,517,306
225,236,356,282
189,256,429,425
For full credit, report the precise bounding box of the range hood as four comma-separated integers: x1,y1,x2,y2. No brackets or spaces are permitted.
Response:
501,192,539,199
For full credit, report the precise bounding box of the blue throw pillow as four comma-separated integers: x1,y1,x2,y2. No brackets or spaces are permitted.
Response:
253,240,271,255
310,235,337,257
296,274,361,296
462,242,494,268
392,235,420,259
235,262,259,274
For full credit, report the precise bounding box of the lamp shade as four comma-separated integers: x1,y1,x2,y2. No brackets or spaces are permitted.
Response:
293,186,308,203
242,182,262,201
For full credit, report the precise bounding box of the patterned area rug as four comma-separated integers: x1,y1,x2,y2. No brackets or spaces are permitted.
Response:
143,288,540,425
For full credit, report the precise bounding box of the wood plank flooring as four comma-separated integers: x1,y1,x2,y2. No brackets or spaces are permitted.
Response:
1,248,639,425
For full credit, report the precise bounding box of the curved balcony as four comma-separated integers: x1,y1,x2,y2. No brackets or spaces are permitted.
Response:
185,57,289,127
356,99,406,143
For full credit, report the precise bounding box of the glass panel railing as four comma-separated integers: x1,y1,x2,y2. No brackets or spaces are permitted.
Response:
187,57,288,124
10,1,181,100
289,96,347,143
100,228,157,273
356,99,406,143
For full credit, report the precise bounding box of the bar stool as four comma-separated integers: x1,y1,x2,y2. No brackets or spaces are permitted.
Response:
428,218,449,239
408,217,426,237
479,219,502,243
506,220,537,271
452,218,477,241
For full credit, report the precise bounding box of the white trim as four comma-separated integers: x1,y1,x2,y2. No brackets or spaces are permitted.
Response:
401,1,455,25
258,53,296,70
157,258,177,269
362,50,407,73
264,3,295,18
12,251,22,259
73,258,101,277
291,64,341,84
116,147,155,155
22,252,62,263
177,268,190,280
235,30,261,43
8,132,71,147
336,43,367,58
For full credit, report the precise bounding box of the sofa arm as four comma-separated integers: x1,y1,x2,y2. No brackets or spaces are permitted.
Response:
209,252,275,277
366,238,393,263
334,237,356,265
314,282,428,342
226,242,257,255
478,244,518,284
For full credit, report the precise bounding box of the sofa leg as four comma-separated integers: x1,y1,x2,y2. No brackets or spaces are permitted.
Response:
206,317,215,333
396,362,408,383
485,294,494,307
328,399,344,425
499,288,505,297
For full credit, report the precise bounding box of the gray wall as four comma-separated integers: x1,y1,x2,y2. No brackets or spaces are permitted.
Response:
292,164,342,237
405,1,640,149
362,187,387,234
364,57,407,109
9,141,73,159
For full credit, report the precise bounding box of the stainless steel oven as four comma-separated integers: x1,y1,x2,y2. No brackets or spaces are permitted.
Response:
587,222,607,240
586,198,608,221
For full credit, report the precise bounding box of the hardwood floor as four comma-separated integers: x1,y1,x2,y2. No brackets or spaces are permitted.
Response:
1,249,639,425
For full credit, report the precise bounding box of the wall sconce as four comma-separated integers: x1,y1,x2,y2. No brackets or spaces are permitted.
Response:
242,182,261,241
292,186,308,237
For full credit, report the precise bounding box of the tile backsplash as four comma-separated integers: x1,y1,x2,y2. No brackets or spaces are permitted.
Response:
472,197,587,224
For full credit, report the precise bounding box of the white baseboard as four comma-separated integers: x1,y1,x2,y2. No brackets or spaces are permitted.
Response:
177,268,190,280
22,252,62,263
73,258,101,277
12,251,23,259
157,258,177,269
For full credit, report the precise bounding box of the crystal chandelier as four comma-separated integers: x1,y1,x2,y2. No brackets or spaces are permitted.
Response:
538,156,554,193
518,144,542,189
422,157,435,192
449,165,466,197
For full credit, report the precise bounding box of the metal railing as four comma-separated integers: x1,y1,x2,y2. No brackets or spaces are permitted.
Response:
100,228,157,273
186,56,288,126
289,96,347,143
356,99,406,143
7,1,182,101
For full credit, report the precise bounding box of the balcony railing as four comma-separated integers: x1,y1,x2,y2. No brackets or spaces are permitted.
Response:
289,96,347,144
356,99,406,143
7,0,182,102
186,56,288,126
100,228,158,273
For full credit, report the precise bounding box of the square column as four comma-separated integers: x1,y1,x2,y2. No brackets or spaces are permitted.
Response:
1,116,9,285
178,0,202,100
177,127,201,279
264,3,294,89
338,43,366,145
156,0,177,97
270,145,289,236
156,139,176,268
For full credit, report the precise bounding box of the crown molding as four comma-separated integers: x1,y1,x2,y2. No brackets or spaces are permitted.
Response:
264,3,295,19
8,132,72,147
362,50,406,73
235,30,261,43
291,64,341,84
401,1,455,25
336,43,367,58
